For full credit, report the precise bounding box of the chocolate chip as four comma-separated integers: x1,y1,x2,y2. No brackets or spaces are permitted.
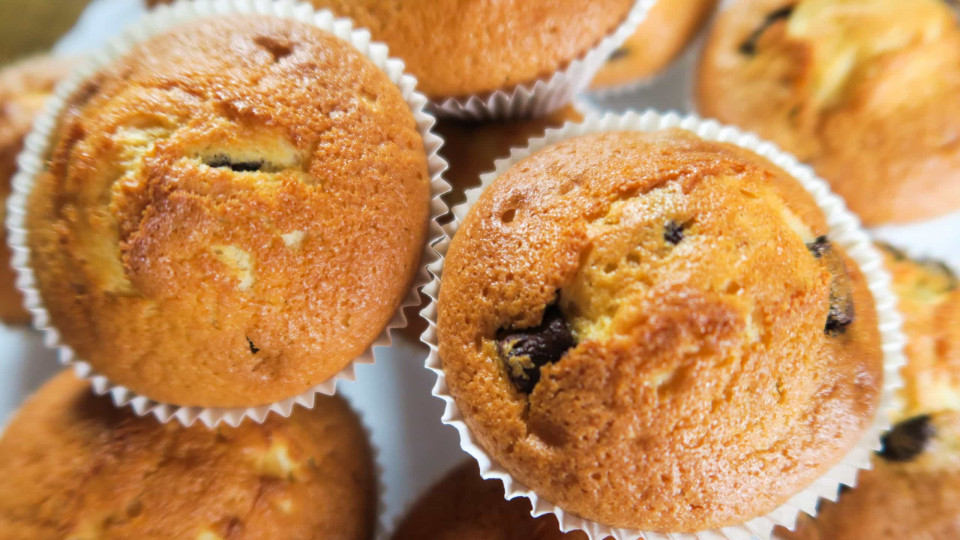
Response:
496,305,575,393
664,221,686,245
739,5,795,55
879,415,935,462
609,47,630,61
206,155,264,173
247,337,260,354
807,237,856,335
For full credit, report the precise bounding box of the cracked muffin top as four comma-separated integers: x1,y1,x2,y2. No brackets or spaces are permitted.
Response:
780,247,960,540
437,129,883,531
697,0,960,225
0,370,376,540
0,55,72,324
25,15,431,407
392,461,587,540
146,0,635,101
592,0,717,89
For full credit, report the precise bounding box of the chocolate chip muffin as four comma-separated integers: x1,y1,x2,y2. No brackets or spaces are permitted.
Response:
0,0,92,63
0,55,72,324
25,15,431,407
0,370,377,539
146,0,635,102
592,0,717,89
392,461,587,540
697,0,960,225
437,129,883,531
778,246,960,540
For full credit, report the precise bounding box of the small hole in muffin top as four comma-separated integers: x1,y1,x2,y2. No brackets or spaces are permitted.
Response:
501,208,517,224
254,35,294,63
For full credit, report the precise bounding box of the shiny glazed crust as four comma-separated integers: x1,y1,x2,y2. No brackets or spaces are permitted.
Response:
437,130,883,531
146,0,635,100
697,0,960,225
0,56,72,324
0,371,377,539
25,16,431,407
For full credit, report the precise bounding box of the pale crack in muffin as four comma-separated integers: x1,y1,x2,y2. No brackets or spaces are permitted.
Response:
437,129,883,531
0,371,377,539
779,245,960,540
25,15,431,407
698,0,960,225
0,55,73,324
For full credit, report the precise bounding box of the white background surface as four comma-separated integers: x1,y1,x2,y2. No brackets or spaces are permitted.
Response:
1,0,958,536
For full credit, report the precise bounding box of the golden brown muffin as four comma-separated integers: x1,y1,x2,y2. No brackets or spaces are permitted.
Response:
0,55,72,324
592,0,718,89
697,0,960,225
392,461,589,540
437,129,883,531
0,0,92,63
0,370,377,539
145,0,635,101
777,246,960,540
25,16,431,407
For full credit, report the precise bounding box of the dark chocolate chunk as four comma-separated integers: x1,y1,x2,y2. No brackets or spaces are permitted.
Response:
205,155,264,173
496,304,575,393
739,5,796,55
247,337,260,355
807,236,856,335
608,47,630,61
879,415,935,462
664,221,685,245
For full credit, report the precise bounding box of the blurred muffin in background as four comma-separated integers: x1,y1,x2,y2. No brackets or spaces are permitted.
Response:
392,461,586,540
0,370,377,539
0,55,73,324
146,0,636,103
778,244,960,540
0,0,92,63
592,0,718,90
698,0,960,225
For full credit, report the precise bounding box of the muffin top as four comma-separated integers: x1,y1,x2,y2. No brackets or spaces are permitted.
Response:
392,461,585,540
781,247,960,540
149,0,635,100
697,0,960,225
26,15,431,407
592,0,717,88
437,129,883,531
0,370,377,539
0,55,72,323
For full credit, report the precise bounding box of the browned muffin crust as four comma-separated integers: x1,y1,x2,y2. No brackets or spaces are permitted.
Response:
26,16,430,407
778,246,960,540
593,0,717,88
0,55,72,324
146,0,635,100
437,129,883,531
697,0,960,225
0,371,377,539
392,461,587,540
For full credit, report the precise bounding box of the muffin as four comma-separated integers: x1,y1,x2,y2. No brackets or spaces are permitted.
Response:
146,0,636,102
0,0,92,63
0,55,72,324
592,0,717,89
392,461,586,540
24,15,431,407
0,370,377,539
697,0,960,225
437,129,883,531
779,246,960,540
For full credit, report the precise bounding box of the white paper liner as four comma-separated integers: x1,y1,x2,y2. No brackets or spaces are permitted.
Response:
5,0,452,428
420,110,907,540
430,0,656,121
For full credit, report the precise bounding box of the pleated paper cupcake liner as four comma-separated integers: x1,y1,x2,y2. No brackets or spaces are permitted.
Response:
420,110,907,540
430,0,656,121
6,0,452,428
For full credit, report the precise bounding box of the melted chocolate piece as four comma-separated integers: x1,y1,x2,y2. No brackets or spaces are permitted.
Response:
609,47,630,61
739,5,796,55
496,305,575,393
807,236,856,335
879,415,935,462
664,221,685,245
205,155,264,173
